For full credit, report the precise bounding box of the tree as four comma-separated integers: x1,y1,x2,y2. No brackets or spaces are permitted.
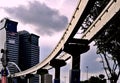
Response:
80,74,106,83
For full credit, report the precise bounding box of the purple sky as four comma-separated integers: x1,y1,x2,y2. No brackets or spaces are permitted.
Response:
0,0,107,82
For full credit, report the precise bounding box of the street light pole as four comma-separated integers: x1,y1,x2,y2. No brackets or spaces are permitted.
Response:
86,66,88,80
64,76,66,83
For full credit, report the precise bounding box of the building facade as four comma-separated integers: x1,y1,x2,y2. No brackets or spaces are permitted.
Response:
2,19,19,83
0,18,40,83
18,30,40,83
6,19,19,74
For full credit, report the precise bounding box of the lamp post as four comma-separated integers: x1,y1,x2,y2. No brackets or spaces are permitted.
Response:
86,66,88,80
64,76,66,83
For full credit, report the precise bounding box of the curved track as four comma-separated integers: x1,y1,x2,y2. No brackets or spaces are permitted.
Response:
12,0,120,77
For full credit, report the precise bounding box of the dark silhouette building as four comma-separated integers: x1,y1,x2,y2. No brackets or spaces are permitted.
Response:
18,30,40,83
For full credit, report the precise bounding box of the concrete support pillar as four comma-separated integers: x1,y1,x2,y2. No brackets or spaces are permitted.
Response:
50,59,66,83
55,67,60,81
37,69,48,83
63,39,89,83
26,74,34,83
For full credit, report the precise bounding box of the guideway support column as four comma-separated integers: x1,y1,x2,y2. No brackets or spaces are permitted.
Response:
26,74,34,83
63,39,89,83
37,69,51,83
50,59,66,83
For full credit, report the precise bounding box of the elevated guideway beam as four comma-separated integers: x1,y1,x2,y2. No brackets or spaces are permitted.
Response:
12,0,120,77
41,0,118,71
12,0,89,77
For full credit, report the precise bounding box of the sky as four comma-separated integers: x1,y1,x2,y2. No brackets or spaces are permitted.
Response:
0,0,108,82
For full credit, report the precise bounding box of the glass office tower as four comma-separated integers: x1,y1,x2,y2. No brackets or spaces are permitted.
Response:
18,30,39,83
0,18,40,83
6,19,19,74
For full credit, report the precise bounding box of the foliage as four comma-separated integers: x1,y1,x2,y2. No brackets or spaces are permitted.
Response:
80,74,106,83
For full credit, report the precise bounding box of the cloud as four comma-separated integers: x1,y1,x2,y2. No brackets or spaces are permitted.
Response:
40,45,53,62
58,0,78,20
3,1,68,35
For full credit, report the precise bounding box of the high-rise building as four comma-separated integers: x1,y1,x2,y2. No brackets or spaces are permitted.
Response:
0,18,19,82
0,18,40,83
5,19,19,74
18,30,40,83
